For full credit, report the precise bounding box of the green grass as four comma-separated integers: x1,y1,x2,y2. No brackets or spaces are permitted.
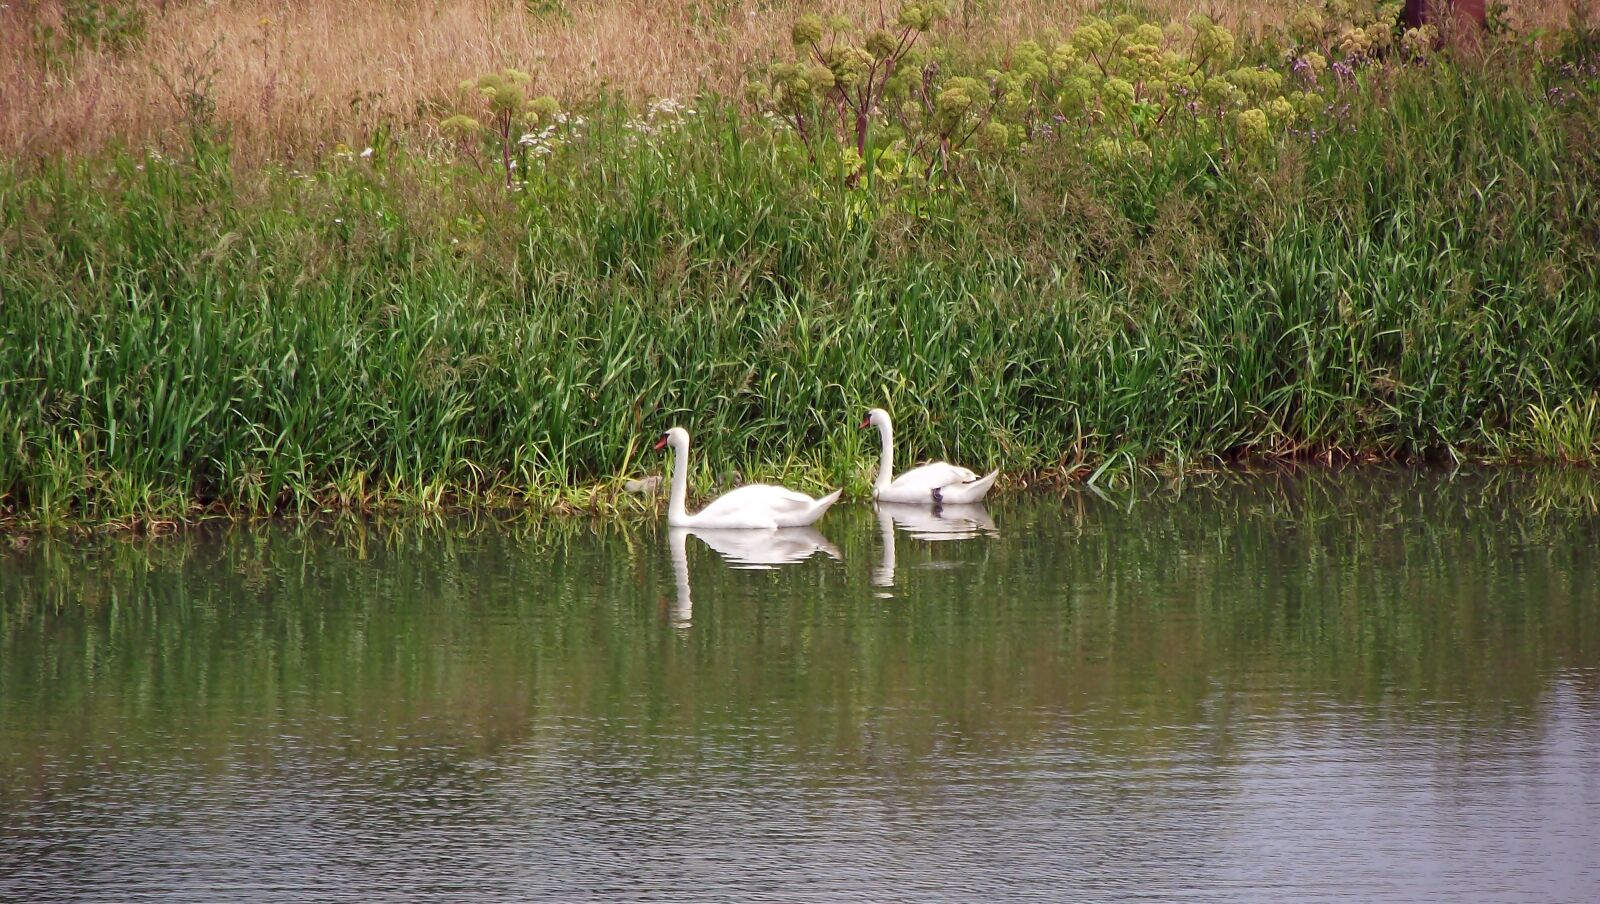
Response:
3,45,1599,530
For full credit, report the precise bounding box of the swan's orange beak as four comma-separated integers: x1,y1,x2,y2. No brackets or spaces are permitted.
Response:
859,418,870,429
653,436,668,450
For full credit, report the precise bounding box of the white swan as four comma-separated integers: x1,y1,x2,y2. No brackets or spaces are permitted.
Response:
861,408,998,504
655,427,842,529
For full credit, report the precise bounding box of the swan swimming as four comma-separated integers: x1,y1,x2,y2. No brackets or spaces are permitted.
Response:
655,427,841,528
861,408,998,505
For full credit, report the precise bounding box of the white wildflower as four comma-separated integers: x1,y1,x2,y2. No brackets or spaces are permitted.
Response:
648,97,684,117
359,147,373,158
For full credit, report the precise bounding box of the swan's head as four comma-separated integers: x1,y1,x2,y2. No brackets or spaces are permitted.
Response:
653,427,689,452
861,408,890,430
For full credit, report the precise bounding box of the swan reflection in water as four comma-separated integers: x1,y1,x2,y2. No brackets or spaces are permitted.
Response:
668,526,841,626
873,502,997,589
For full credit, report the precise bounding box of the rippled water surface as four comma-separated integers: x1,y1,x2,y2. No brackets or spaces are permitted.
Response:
3,469,1599,902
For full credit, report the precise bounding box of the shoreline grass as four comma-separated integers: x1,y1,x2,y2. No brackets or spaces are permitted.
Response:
4,5,1600,533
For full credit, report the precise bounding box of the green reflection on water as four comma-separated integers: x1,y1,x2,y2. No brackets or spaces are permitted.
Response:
2,468,1597,794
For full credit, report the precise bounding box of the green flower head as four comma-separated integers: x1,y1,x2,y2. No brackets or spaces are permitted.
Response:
897,2,948,31
823,45,875,88
1102,76,1136,113
1401,24,1439,57
440,114,481,137
1288,8,1324,45
529,95,559,121
1050,42,1081,74
1193,18,1235,65
1070,18,1116,56
977,120,1010,152
1058,75,1095,115
1233,107,1270,145
1265,96,1297,125
791,14,824,48
866,28,899,60
1132,23,1164,46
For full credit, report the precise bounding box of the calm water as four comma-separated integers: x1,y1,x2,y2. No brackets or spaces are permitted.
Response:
3,469,1598,902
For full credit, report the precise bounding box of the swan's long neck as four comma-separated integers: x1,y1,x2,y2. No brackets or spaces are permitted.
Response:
668,436,691,523
874,418,895,492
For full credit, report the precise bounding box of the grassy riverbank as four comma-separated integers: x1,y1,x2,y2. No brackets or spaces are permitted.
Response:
3,4,1600,530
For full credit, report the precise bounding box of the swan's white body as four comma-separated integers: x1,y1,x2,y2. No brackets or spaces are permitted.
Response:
864,409,998,505
658,427,841,529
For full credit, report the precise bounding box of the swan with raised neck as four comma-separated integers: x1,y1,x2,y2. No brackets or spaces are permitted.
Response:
654,427,842,529
859,408,999,505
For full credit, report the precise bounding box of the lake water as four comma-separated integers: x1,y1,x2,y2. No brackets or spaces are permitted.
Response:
3,468,1598,902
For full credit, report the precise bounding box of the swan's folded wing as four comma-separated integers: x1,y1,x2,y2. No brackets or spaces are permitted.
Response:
696,483,817,518
889,461,980,492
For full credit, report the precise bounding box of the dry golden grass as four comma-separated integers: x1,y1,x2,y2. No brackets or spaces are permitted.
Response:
0,0,1585,159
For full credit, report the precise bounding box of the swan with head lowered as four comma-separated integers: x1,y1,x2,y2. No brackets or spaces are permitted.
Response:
654,427,842,529
861,408,998,505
